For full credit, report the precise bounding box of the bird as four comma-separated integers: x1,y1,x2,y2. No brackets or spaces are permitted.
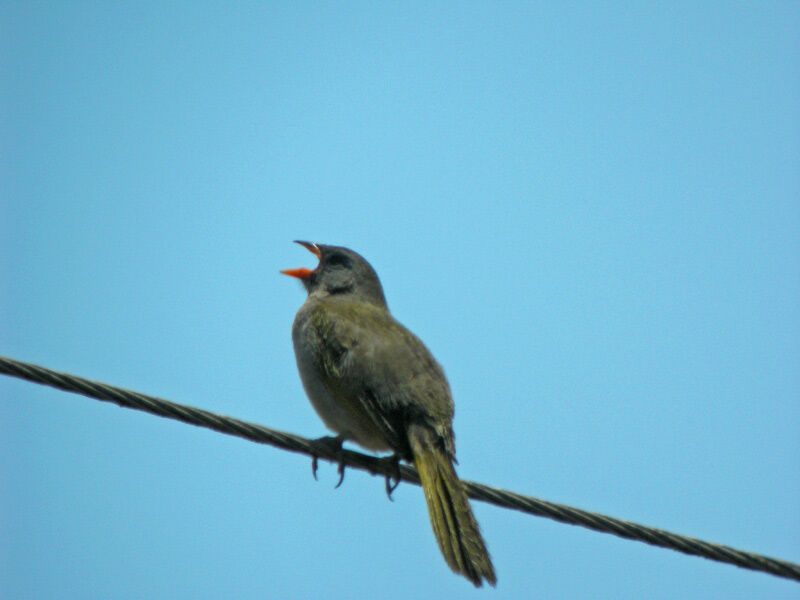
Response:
282,241,496,587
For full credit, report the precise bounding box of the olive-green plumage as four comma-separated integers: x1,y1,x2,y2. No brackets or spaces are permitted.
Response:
284,242,496,587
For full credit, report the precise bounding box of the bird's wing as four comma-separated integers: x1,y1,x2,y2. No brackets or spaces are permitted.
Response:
309,300,455,458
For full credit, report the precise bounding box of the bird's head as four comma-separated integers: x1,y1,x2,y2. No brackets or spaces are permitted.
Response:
281,241,387,307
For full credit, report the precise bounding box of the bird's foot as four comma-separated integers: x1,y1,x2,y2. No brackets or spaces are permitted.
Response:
310,435,346,487
380,453,402,501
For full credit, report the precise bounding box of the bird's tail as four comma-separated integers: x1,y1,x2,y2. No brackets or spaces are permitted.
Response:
408,423,496,587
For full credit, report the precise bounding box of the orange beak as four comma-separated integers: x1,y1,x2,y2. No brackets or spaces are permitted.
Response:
280,267,313,279
280,240,321,279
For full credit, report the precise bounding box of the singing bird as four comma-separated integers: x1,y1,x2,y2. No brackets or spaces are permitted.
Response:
282,241,496,587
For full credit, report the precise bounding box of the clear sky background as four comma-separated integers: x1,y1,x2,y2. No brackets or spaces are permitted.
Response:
2,3,798,599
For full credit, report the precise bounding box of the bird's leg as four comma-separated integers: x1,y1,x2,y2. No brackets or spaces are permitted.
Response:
310,435,346,486
380,453,403,501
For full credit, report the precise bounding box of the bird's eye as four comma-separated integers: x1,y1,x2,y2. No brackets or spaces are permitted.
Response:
327,254,349,267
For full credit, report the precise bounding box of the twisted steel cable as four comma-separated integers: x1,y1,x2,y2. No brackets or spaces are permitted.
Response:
1,354,798,583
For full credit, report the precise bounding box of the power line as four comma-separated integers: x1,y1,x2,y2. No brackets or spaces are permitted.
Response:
1,354,798,584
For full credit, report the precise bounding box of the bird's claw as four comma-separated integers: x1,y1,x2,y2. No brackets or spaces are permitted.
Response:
382,454,402,501
335,460,346,488
310,438,401,498
310,435,346,487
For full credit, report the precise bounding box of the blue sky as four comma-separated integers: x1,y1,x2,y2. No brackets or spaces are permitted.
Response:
2,2,798,598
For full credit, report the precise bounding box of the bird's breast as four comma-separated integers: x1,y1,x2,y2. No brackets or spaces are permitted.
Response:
291,303,392,451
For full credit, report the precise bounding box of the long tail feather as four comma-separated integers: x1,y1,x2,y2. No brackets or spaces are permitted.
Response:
408,424,496,587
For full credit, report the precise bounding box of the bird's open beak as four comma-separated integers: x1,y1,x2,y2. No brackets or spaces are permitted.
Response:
280,240,321,279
